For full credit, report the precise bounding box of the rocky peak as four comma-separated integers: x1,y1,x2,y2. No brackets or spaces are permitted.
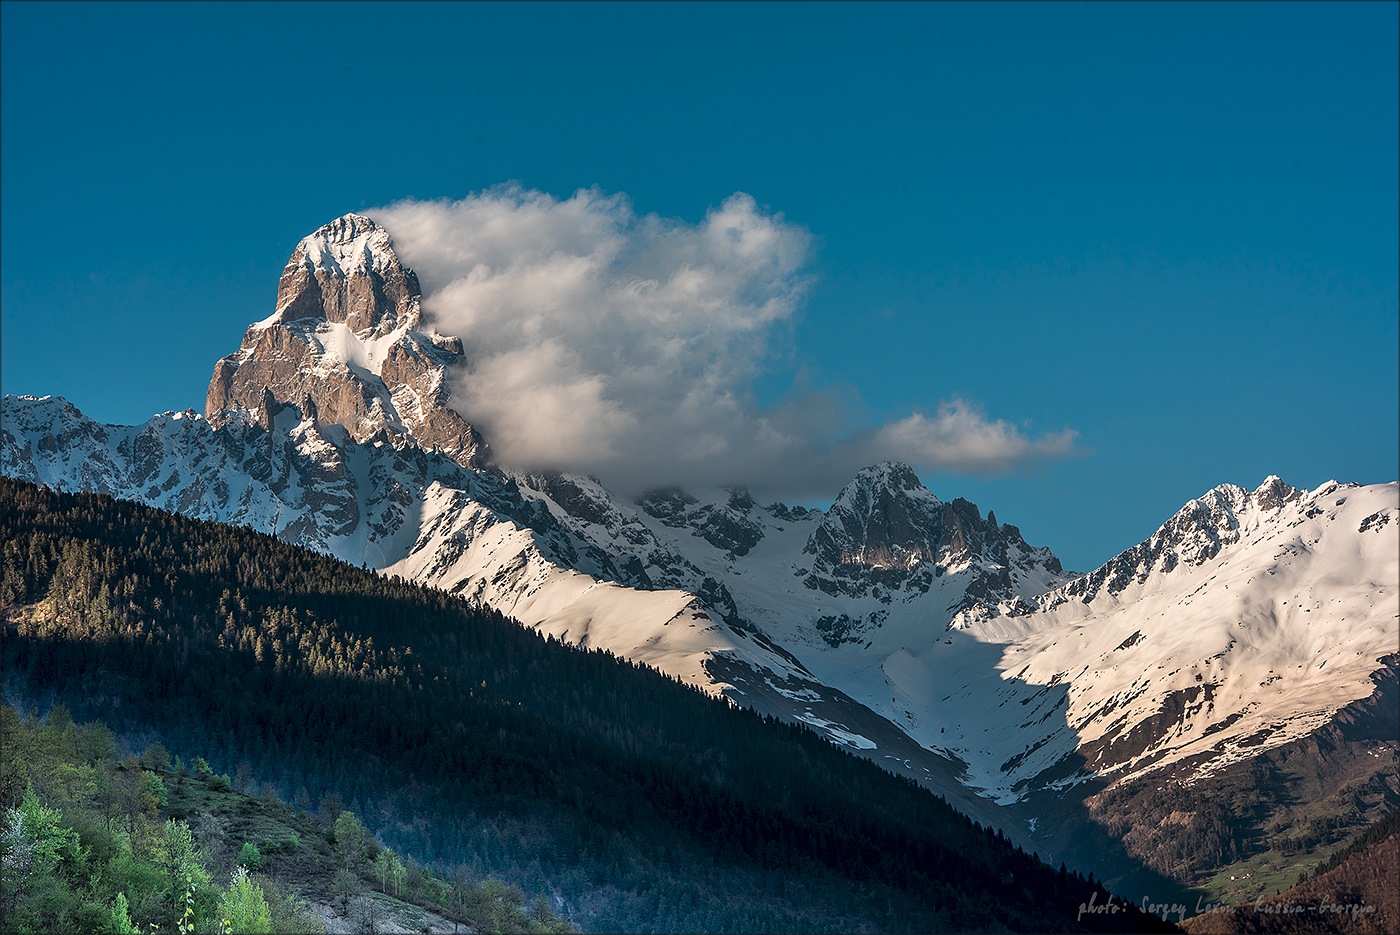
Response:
273,214,421,336
638,487,701,526
726,486,757,512
205,214,488,470
807,462,946,570
634,485,765,556
802,462,1067,635
838,461,932,502
1253,474,1301,512
1057,475,1304,604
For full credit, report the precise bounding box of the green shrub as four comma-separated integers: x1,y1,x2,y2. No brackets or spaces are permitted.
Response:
107,892,138,935
238,841,263,870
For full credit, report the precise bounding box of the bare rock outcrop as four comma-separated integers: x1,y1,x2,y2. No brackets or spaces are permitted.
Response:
206,214,487,469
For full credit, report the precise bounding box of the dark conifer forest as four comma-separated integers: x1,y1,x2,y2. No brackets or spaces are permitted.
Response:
0,478,1175,933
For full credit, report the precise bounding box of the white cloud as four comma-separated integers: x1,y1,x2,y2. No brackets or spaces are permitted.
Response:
371,186,1075,497
869,403,1080,475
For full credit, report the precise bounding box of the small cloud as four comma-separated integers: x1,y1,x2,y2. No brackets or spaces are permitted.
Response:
869,402,1080,475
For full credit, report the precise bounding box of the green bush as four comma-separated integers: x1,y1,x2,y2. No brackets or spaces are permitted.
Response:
107,892,138,935
238,841,263,870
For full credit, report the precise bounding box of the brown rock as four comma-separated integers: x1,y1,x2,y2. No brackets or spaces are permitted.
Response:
205,214,488,470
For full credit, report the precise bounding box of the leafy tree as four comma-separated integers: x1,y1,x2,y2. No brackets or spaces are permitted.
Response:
139,742,170,773
107,892,138,934
143,772,169,808
158,817,212,931
159,819,210,890
330,867,358,914
217,867,272,934
388,852,406,897
373,848,393,893
3,787,84,893
333,810,367,869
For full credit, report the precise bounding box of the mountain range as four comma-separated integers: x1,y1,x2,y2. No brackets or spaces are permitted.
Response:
4,212,1395,903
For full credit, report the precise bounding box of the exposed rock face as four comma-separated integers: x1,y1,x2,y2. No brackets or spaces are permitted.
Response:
270,214,420,332
206,214,487,469
638,487,701,526
807,462,940,570
801,461,1065,608
637,486,766,556
1048,475,1303,607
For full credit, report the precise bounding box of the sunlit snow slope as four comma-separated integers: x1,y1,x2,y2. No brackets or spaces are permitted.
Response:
935,477,1399,801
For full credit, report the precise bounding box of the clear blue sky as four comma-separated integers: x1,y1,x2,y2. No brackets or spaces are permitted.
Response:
3,1,1396,571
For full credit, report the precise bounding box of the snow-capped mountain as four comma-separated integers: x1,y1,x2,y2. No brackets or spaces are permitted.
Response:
4,212,1395,888
206,213,487,469
939,476,1398,800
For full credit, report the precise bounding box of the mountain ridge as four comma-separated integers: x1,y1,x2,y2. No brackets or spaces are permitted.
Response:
4,211,1395,901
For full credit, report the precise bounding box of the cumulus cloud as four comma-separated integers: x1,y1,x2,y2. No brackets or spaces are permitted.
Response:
868,404,1079,475
370,186,1075,497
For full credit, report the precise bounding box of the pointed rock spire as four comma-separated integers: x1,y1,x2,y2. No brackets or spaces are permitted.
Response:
205,214,488,470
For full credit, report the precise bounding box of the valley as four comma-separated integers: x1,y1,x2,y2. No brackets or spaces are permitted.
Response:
3,213,1395,926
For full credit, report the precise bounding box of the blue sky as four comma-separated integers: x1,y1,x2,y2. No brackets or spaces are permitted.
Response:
2,1,1396,571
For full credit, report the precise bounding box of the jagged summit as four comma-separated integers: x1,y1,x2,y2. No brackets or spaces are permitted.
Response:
844,461,935,496
295,213,389,273
272,213,420,333
963,474,1351,620
939,475,1398,801
795,461,1066,624
1251,473,1301,511
205,214,487,469
811,460,1055,572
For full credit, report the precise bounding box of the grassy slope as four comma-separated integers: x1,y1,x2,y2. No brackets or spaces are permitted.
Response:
1182,830,1398,934
0,703,570,934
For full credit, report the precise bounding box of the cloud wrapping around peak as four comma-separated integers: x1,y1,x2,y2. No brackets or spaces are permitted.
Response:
371,186,1075,497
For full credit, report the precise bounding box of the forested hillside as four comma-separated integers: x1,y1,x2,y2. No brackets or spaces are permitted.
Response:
0,478,1172,933
0,703,571,933
1181,810,1398,934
